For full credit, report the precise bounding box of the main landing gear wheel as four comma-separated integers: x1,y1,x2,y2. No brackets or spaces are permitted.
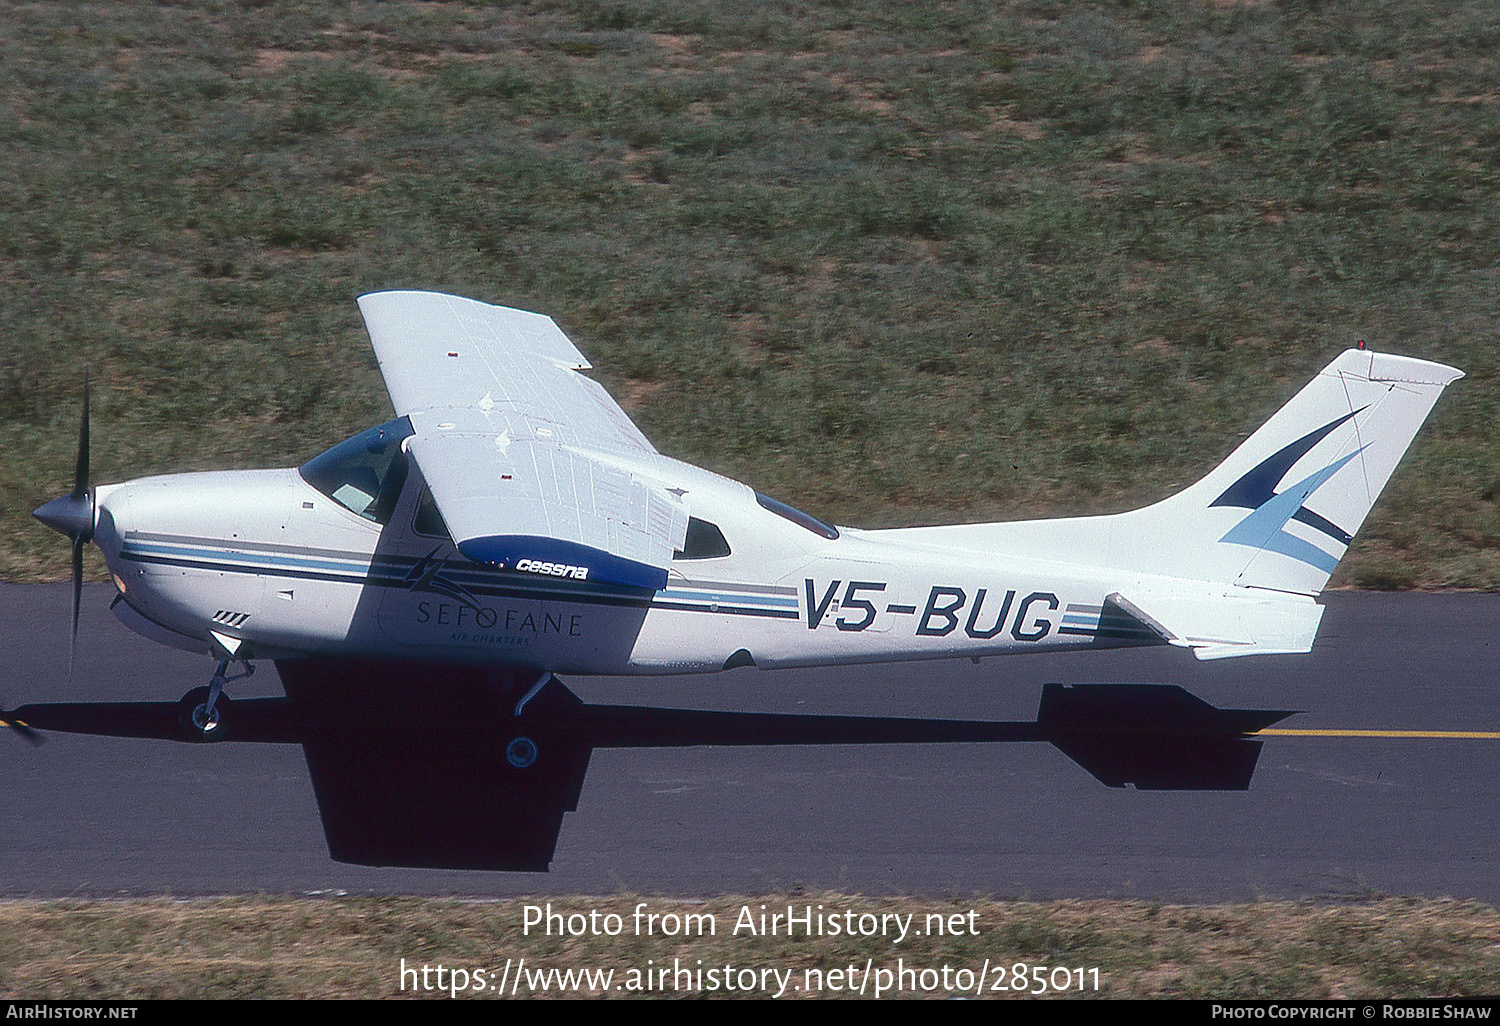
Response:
506,736,538,769
178,686,232,742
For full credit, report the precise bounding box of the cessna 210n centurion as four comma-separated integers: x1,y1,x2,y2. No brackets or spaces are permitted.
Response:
23,290,1462,870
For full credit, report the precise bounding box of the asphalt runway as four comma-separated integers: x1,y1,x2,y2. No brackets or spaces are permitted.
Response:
1,584,1497,901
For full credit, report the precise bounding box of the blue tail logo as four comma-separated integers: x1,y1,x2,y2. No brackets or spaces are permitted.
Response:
1212,409,1366,572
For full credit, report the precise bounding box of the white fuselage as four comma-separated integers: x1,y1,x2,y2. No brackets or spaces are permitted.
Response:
90,450,1179,677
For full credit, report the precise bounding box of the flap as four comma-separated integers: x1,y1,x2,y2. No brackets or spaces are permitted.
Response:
406,410,688,590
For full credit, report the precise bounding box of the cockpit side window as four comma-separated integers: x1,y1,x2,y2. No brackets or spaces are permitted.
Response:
754,491,839,539
674,517,731,560
299,417,414,526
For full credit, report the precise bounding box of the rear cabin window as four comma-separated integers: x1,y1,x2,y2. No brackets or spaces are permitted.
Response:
413,486,452,540
674,517,731,560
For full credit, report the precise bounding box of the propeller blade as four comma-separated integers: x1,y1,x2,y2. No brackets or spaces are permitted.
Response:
71,534,84,677
69,375,90,679
72,374,90,502
32,376,95,680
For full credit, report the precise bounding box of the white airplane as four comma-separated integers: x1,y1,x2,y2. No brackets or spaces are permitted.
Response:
25,290,1462,869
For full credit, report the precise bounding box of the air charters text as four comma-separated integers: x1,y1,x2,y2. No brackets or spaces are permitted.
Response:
522,903,981,945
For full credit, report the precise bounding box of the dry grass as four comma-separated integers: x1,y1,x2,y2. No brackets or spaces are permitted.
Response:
1,894,1497,999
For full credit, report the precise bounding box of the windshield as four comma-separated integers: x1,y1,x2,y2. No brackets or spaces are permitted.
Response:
299,417,414,525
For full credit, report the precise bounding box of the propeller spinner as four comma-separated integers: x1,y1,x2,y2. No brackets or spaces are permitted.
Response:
31,378,94,673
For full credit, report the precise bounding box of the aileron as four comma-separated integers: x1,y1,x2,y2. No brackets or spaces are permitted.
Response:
358,290,653,456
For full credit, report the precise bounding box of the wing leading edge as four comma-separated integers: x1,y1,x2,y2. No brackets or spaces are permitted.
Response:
358,291,686,590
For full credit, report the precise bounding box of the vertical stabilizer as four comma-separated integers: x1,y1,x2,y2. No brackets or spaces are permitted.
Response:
882,348,1462,599
1147,349,1462,593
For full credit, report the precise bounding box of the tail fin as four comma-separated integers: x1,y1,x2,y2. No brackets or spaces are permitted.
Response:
1138,348,1462,594
887,348,1462,598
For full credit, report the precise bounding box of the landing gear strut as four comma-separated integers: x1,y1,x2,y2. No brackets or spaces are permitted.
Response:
500,670,552,770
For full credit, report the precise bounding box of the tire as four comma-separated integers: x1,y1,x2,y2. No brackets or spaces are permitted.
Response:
505,735,538,768
177,686,231,743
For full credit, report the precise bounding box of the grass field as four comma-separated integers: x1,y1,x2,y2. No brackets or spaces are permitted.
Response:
2,0,1497,587
1,894,1497,999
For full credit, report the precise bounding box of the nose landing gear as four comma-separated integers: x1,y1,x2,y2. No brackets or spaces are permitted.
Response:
178,657,255,742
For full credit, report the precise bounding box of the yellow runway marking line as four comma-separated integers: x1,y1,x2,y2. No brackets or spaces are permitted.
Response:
1253,728,1500,740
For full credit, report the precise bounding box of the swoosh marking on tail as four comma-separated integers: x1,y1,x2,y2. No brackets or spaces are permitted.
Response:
1210,407,1366,548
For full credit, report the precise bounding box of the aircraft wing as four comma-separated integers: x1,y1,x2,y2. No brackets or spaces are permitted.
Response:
358,290,686,590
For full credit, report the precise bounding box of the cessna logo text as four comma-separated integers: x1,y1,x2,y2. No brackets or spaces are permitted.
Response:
516,559,589,580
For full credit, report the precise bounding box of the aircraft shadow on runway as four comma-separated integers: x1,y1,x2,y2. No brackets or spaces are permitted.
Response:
5,660,1293,873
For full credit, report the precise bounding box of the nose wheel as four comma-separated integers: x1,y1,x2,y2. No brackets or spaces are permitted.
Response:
178,685,232,741
178,657,254,742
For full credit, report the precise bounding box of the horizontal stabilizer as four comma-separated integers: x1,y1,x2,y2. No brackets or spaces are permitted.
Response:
1106,589,1324,660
